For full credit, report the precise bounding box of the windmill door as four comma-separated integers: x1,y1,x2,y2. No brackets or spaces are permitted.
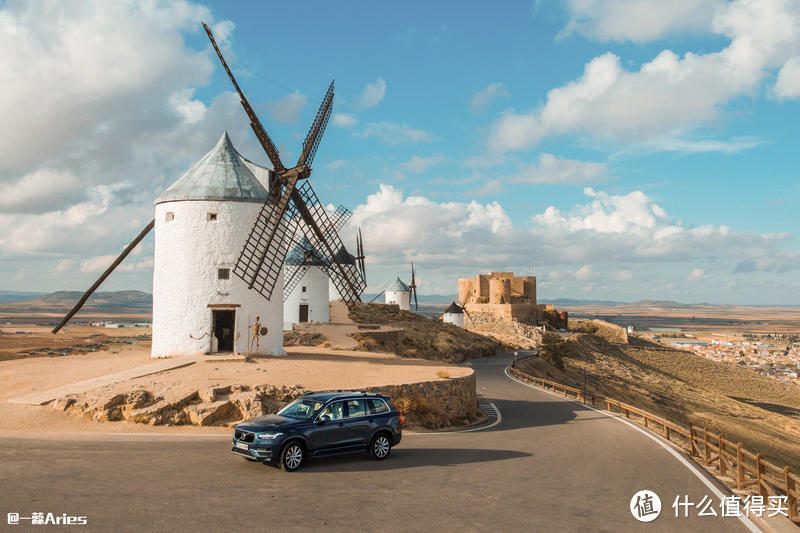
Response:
212,310,235,352
299,304,309,323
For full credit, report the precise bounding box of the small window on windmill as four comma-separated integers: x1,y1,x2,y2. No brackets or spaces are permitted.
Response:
165,211,174,222
218,268,230,280
207,212,218,222
301,286,307,293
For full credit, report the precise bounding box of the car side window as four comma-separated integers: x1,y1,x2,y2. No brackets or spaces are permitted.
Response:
367,398,389,415
321,401,345,420
345,399,367,418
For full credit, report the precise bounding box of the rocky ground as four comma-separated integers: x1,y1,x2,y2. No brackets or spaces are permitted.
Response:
51,381,307,427
463,312,544,349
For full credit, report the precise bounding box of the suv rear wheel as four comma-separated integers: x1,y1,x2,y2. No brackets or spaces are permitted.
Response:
369,433,392,460
280,441,304,472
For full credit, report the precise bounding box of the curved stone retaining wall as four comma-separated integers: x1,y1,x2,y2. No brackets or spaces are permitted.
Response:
367,371,480,428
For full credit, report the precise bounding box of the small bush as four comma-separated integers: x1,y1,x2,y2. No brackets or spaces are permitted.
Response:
540,332,569,370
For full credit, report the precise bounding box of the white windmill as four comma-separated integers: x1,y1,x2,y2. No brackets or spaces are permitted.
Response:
51,24,368,356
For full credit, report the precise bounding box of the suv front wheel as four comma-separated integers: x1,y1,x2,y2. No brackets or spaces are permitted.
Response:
280,441,305,471
369,433,392,460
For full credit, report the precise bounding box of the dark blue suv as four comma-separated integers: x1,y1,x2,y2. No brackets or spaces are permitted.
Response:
231,391,403,471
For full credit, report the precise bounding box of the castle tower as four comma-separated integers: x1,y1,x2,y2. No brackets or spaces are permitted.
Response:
151,132,284,357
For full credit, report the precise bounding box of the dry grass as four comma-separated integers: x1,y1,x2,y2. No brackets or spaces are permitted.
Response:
348,303,511,362
520,332,800,470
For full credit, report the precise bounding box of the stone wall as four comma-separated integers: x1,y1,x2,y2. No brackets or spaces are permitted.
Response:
367,371,480,428
50,372,480,430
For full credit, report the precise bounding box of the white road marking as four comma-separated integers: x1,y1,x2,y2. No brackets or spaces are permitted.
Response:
504,366,761,533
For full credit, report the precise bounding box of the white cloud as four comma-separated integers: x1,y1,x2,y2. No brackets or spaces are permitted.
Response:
507,153,607,185
574,265,595,281
399,155,445,174
0,0,217,174
489,0,800,152
687,268,712,282
325,159,348,171
0,169,85,214
347,185,799,280
355,122,434,145
264,90,307,124
332,113,359,128
356,77,387,109
170,88,207,125
470,83,510,113
776,56,800,99
559,0,724,43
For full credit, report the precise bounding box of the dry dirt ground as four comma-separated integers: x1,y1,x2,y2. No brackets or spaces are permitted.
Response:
520,322,800,471
0,324,470,436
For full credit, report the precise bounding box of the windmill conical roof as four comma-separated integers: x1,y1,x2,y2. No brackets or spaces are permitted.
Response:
386,277,410,292
155,132,269,204
444,301,463,314
333,246,356,265
285,236,326,267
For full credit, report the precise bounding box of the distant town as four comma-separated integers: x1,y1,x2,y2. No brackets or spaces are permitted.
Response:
636,326,800,385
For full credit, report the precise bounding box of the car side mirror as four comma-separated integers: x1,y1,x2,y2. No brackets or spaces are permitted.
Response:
317,415,331,424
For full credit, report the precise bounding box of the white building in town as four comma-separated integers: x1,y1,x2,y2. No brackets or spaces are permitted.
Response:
151,132,284,358
283,236,330,330
385,277,411,311
442,301,464,327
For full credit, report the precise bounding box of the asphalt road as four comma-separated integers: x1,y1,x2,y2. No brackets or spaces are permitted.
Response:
0,352,756,532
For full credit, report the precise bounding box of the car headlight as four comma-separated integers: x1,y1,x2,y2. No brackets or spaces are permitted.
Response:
257,432,283,440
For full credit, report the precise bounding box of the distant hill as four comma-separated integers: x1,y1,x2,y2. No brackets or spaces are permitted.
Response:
541,298,626,307
0,291,47,303
0,290,152,313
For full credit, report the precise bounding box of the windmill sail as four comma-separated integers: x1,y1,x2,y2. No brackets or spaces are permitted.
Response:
52,219,155,333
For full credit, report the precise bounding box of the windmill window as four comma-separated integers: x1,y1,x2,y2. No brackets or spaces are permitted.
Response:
207,212,218,221
165,212,174,222
301,286,307,293
218,268,230,280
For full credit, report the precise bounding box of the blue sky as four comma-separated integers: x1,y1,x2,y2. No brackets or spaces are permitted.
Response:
1,0,799,304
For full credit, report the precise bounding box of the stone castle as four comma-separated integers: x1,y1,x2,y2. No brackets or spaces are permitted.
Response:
458,271,541,322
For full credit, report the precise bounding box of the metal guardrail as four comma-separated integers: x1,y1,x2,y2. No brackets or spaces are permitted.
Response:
507,366,800,524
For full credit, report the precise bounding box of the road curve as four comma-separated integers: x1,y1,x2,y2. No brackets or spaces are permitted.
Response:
0,352,755,532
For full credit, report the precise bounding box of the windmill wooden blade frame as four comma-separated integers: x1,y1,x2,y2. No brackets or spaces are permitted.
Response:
282,265,311,301
297,81,334,168
52,219,155,334
202,23,285,173
234,182,301,300
291,181,366,306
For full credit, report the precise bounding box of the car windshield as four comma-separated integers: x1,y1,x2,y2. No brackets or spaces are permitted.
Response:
277,398,325,420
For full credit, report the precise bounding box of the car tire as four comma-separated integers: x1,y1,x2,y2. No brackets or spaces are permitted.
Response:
369,432,392,460
280,441,304,472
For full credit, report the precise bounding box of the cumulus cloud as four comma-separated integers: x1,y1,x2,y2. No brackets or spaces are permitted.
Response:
775,56,800,99
356,78,387,109
332,113,359,128
355,122,434,145
558,0,724,43
264,90,307,124
345,185,799,285
0,1,266,291
470,83,510,113
489,0,800,152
